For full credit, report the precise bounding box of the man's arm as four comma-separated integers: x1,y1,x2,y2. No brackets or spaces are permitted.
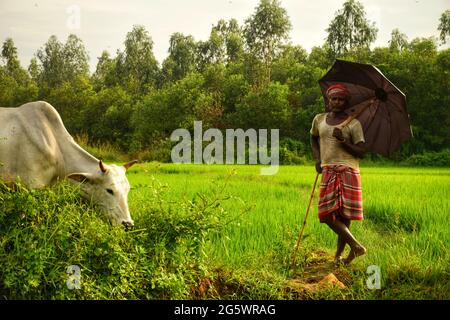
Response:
341,141,366,158
310,135,322,173
332,128,366,158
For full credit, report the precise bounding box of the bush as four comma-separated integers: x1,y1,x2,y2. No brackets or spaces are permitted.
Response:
74,133,127,163
0,178,231,299
279,138,306,165
402,149,450,167
133,138,174,163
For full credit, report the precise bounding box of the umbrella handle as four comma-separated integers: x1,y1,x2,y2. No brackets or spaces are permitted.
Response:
291,172,320,270
338,98,377,130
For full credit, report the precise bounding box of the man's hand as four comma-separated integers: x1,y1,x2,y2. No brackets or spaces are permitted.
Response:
315,161,322,174
332,128,345,142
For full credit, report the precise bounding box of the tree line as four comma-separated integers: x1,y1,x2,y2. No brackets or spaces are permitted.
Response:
1,0,449,163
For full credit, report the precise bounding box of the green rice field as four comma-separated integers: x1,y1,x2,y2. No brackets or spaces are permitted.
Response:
126,163,450,299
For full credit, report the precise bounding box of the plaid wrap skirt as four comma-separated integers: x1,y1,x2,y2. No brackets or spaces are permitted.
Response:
318,165,364,222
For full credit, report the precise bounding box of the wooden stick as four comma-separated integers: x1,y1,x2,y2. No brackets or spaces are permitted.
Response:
291,172,320,270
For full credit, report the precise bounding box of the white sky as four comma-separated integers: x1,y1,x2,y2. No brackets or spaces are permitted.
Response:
1,0,449,72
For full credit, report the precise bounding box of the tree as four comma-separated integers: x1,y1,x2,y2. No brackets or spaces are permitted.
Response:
196,19,244,70
224,19,244,63
209,19,244,64
307,45,334,70
1,38,29,83
162,32,196,82
132,72,214,149
84,86,134,150
243,0,292,83
36,35,65,87
92,50,117,89
409,37,437,56
45,75,94,134
28,57,41,82
222,73,250,114
438,10,450,44
2,38,21,74
325,0,378,56
116,25,160,93
36,34,89,87
0,38,37,107
389,29,409,52
63,34,89,81
271,44,308,83
235,82,291,131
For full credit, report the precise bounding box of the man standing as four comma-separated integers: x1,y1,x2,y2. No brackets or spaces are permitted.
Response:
310,84,367,266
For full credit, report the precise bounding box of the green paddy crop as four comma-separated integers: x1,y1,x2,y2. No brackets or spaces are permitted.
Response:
1,163,448,299
127,163,450,299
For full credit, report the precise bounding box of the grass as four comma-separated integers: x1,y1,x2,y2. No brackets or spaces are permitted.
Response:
1,163,449,299
126,163,450,299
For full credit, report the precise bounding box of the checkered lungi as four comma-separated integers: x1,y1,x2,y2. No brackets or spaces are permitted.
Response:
318,165,364,222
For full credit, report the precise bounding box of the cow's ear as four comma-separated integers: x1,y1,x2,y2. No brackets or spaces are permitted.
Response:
67,173,90,183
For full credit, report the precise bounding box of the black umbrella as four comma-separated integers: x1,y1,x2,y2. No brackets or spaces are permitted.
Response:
319,59,413,157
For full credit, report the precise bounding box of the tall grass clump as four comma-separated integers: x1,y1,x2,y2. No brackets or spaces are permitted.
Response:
74,134,127,163
0,178,231,299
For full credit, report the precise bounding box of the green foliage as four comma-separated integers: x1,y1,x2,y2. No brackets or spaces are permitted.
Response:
35,34,89,88
235,82,291,131
83,86,134,151
243,0,292,83
0,38,38,107
44,75,95,134
389,29,409,52
0,177,232,299
197,19,244,68
91,51,116,90
116,25,160,93
1,0,449,163
279,138,306,164
438,10,450,44
162,33,197,82
134,138,174,163
131,72,214,149
138,164,450,300
74,134,127,163
222,73,250,114
402,149,450,167
326,0,378,56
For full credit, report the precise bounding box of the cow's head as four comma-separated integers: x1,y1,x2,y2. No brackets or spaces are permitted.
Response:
67,160,138,228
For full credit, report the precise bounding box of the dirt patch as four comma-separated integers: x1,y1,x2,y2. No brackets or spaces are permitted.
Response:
286,250,352,297
190,251,354,299
190,269,247,299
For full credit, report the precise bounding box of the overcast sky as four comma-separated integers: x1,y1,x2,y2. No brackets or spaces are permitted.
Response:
1,0,448,72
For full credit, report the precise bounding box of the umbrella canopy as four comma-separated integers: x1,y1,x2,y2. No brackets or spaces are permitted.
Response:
319,59,413,157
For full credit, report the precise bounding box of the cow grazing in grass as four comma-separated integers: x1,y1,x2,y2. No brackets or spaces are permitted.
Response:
0,101,137,228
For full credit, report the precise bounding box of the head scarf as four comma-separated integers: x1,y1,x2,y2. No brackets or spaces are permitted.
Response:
326,84,351,100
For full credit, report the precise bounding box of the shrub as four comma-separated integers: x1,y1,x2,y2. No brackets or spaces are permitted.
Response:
403,149,450,167
0,178,231,299
74,133,127,163
279,138,306,165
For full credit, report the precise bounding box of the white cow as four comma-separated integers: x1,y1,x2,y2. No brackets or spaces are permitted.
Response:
0,101,137,228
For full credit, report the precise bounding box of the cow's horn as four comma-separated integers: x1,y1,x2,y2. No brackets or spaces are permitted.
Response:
123,159,138,171
99,160,107,173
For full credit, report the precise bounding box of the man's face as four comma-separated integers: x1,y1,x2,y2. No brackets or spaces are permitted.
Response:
328,95,347,112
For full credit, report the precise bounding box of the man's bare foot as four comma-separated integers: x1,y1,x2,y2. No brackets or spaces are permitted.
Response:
333,256,344,268
344,245,367,265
